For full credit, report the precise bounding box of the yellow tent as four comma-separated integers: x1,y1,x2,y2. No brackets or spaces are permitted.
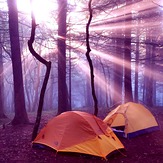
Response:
33,111,124,159
103,102,159,138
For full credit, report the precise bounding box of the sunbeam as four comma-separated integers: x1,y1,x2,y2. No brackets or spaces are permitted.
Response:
74,55,124,105
91,1,159,27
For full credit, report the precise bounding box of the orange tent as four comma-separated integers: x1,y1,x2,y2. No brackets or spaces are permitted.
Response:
33,111,124,159
103,102,159,138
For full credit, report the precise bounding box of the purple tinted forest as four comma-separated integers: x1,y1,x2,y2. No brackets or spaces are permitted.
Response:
0,0,162,118
0,0,163,162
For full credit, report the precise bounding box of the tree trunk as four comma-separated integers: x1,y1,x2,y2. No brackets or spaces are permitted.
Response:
99,58,109,108
134,35,139,103
124,1,133,103
113,39,123,104
85,0,98,116
57,0,69,114
28,0,51,140
124,37,133,102
144,43,154,107
0,36,6,118
85,79,93,108
7,0,29,125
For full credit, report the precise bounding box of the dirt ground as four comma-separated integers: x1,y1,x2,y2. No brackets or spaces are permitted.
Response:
0,108,163,163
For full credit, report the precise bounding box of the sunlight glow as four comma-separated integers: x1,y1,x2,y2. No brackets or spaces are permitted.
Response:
15,0,163,107
17,0,83,24
91,1,159,28
17,0,57,23
69,41,126,69
76,57,120,103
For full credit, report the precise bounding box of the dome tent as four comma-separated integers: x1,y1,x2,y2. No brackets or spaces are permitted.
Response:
103,102,159,138
33,111,124,159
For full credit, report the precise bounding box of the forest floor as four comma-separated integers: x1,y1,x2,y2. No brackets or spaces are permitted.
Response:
0,107,163,163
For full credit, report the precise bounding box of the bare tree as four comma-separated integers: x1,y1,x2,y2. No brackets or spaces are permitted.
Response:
124,0,133,102
0,36,6,118
85,0,98,116
28,0,51,140
7,0,29,125
57,0,70,114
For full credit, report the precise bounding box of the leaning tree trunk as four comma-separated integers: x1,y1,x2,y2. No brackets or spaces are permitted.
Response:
28,1,51,141
85,0,98,116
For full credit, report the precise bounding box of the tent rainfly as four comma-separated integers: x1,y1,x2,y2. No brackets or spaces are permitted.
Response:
33,111,124,159
103,102,159,138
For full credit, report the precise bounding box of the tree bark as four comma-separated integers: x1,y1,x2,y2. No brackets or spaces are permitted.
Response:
113,39,123,104
134,34,139,103
7,0,29,125
28,1,51,141
144,43,154,107
124,1,133,103
0,36,6,118
57,0,69,114
124,37,133,102
85,0,98,116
